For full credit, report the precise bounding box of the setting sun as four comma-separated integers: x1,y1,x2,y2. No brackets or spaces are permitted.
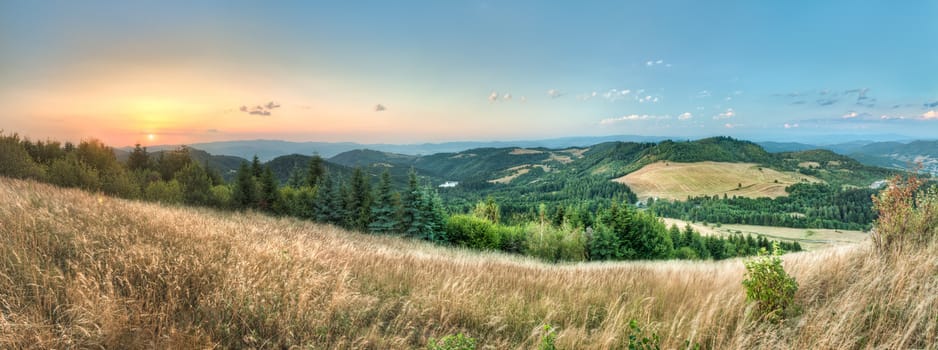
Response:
147,133,155,141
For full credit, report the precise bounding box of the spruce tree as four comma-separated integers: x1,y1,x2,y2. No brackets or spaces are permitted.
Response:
127,143,149,171
346,168,372,231
258,165,280,212
251,155,263,178
306,155,325,187
287,166,305,188
422,187,447,243
369,171,398,234
400,169,424,237
313,174,336,223
232,162,256,209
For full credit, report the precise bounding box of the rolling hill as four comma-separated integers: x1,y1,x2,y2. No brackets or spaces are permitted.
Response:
615,161,820,201
2,177,935,348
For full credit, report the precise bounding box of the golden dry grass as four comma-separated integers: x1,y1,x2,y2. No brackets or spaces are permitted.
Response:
615,161,821,201
1,177,937,349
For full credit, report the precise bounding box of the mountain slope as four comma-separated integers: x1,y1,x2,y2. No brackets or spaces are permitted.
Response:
3,177,936,348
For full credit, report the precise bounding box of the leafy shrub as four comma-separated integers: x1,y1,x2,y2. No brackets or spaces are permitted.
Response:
741,243,798,322
525,224,586,262
539,324,557,350
445,214,502,250
871,174,938,256
625,319,660,350
427,333,476,350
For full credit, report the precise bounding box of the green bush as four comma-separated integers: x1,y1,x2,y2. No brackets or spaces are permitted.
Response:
525,224,586,262
625,319,660,350
871,174,938,256
445,214,502,250
741,243,798,322
427,333,476,350
539,324,557,350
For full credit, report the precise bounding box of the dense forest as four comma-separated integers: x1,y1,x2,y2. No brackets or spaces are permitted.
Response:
0,132,801,262
649,183,879,230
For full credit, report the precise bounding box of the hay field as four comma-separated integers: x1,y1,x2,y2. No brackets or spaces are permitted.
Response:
615,161,821,201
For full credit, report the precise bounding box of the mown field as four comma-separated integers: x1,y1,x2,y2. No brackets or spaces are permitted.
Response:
660,218,868,251
1,177,936,349
615,161,820,201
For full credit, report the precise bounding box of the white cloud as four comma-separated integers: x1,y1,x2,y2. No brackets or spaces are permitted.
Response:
503,93,512,101
713,108,735,119
646,59,668,67
678,112,693,120
520,96,527,103
842,111,859,119
547,88,564,98
488,91,499,102
784,123,799,129
600,114,670,125
922,110,938,120
880,114,904,120
724,123,736,128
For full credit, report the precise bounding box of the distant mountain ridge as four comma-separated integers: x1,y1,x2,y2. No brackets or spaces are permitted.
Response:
121,135,673,161
757,140,938,174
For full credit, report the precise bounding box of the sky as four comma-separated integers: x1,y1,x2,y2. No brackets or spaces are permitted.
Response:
1,1,937,147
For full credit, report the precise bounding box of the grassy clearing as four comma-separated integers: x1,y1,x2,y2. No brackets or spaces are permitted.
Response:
1,177,936,349
659,218,868,251
615,161,821,201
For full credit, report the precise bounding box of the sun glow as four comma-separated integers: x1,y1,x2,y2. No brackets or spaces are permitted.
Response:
147,134,155,141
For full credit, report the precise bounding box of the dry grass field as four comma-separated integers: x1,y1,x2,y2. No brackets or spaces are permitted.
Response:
615,161,821,201
1,177,936,349
659,218,868,251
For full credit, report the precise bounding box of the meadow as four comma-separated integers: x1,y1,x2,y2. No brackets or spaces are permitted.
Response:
615,161,820,201
1,177,936,349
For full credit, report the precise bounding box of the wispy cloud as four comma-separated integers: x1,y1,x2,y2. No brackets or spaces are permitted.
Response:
546,89,565,99
784,123,799,129
375,104,386,112
924,100,938,109
678,112,693,120
922,110,938,120
600,114,670,125
712,108,735,119
842,111,860,119
488,91,499,103
239,101,280,116
645,59,670,67
724,123,737,129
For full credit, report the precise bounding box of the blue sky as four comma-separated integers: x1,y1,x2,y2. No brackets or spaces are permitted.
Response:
1,1,937,145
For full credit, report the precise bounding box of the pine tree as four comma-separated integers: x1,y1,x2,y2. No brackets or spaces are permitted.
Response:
400,169,424,237
422,187,447,243
313,174,336,223
368,171,398,234
258,165,280,212
176,163,213,205
345,168,372,231
127,143,150,171
306,155,325,188
251,155,263,178
287,166,305,188
232,162,256,209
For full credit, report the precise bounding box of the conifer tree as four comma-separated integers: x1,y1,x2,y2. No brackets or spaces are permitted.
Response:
345,168,372,231
232,162,256,209
400,169,424,237
306,155,325,187
258,165,280,212
251,155,263,178
287,166,305,188
127,143,150,171
369,171,398,234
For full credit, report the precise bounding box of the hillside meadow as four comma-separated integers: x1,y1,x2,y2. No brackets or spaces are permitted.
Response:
615,161,821,201
1,177,937,349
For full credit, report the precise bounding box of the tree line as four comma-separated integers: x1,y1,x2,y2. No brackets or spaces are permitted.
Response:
0,132,801,262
